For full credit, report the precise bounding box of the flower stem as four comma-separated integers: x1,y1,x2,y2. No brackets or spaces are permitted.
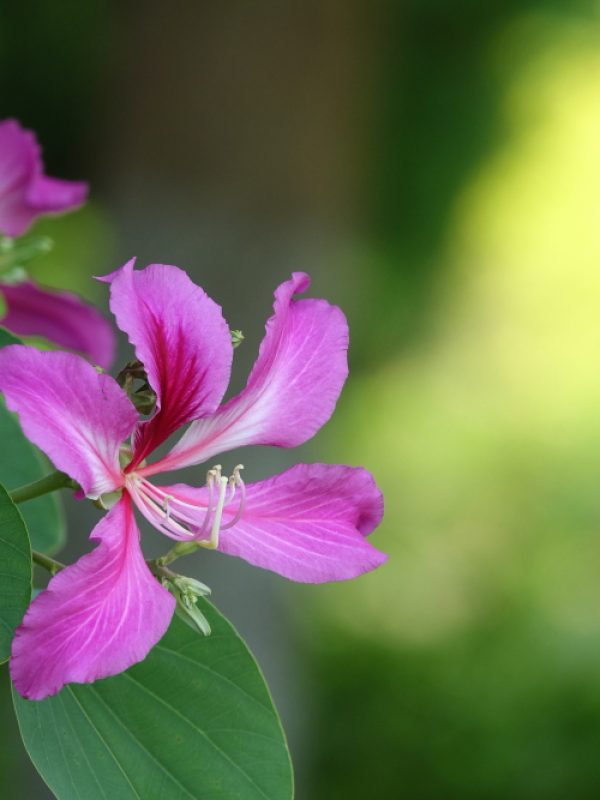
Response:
32,550,65,576
156,540,201,567
147,560,177,581
9,471,79,505
0,234,53,273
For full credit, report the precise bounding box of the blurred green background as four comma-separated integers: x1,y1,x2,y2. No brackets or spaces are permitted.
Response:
3,1,600,797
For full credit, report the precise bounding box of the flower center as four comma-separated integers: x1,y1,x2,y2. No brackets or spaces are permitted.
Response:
126,465,246,548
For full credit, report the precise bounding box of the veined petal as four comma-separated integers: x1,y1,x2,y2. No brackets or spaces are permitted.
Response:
0,345,137,497
147,273,348,476
0,280,115,369
160,463,386,583
10,495,175,700
0,119,87,237
99,259,232,467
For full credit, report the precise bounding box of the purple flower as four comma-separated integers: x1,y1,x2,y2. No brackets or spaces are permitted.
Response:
0,260,386,699
0,119,87,237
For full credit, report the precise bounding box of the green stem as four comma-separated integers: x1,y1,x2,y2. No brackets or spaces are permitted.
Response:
32,550,179,582
147,560,177,581
9,471,79,505
156,540,202,567
0,235,53,273
32,550,65,576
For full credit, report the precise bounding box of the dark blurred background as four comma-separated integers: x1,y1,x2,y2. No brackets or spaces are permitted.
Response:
3,1,600,797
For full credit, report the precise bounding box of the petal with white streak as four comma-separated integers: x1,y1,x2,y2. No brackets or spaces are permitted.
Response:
10,495,175,700
156,463,386,583
0,345,136,497
147,273,348,476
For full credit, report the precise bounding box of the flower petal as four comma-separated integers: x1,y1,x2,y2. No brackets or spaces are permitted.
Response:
159,463,386,583
0,119,87,237
99,259,233,467
10,495,175,700
0,120,35,195
147,273,349,475
26,174,88,213
0,345,137,497
0,280,115,369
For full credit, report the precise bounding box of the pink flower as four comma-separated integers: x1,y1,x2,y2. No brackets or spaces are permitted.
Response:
0,260,386,699
0,119,87,237
0,119,114,366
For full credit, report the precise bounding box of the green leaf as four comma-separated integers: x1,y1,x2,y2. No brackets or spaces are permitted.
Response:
13,604,294,800
0,327,20,347
0,327,65,554
0,483,32,664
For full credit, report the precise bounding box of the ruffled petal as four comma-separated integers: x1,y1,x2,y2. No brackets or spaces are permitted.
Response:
99,259,233,467
156,463,386,583
0,119,87,237
10,495,175,700
0,345,137,497
147,273,348,476
0,280,115,369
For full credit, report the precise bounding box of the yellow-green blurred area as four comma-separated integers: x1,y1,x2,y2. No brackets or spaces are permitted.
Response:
3,1,600,798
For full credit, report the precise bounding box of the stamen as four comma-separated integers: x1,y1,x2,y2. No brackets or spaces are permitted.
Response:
162,494,173,520
192,468,216,540
199,475,228,550
129,481,194,539
221,465,246,531
128,462,248,549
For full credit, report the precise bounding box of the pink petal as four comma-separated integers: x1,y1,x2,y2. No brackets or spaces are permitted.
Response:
0,345,137,497
10,495,175,700
0,280,115,369
0,119,87,237
98,259,233,467
158,463,386,583
26,174,88,213
147,273,349,476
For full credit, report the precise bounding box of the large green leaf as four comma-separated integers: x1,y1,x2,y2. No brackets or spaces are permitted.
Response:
0,483,31,664
0,327,65,554
13,603,294,800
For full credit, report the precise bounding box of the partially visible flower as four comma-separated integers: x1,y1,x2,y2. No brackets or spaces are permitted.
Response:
0,119,87,237
0,279,115,369
0,119,115,366
0,261,386,700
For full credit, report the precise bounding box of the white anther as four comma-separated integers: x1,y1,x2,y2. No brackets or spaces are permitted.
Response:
207,464,222,483
233,464,244,482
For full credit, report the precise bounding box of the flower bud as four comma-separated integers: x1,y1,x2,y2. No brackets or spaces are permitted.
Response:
162,572,213,637
230,329,244,348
